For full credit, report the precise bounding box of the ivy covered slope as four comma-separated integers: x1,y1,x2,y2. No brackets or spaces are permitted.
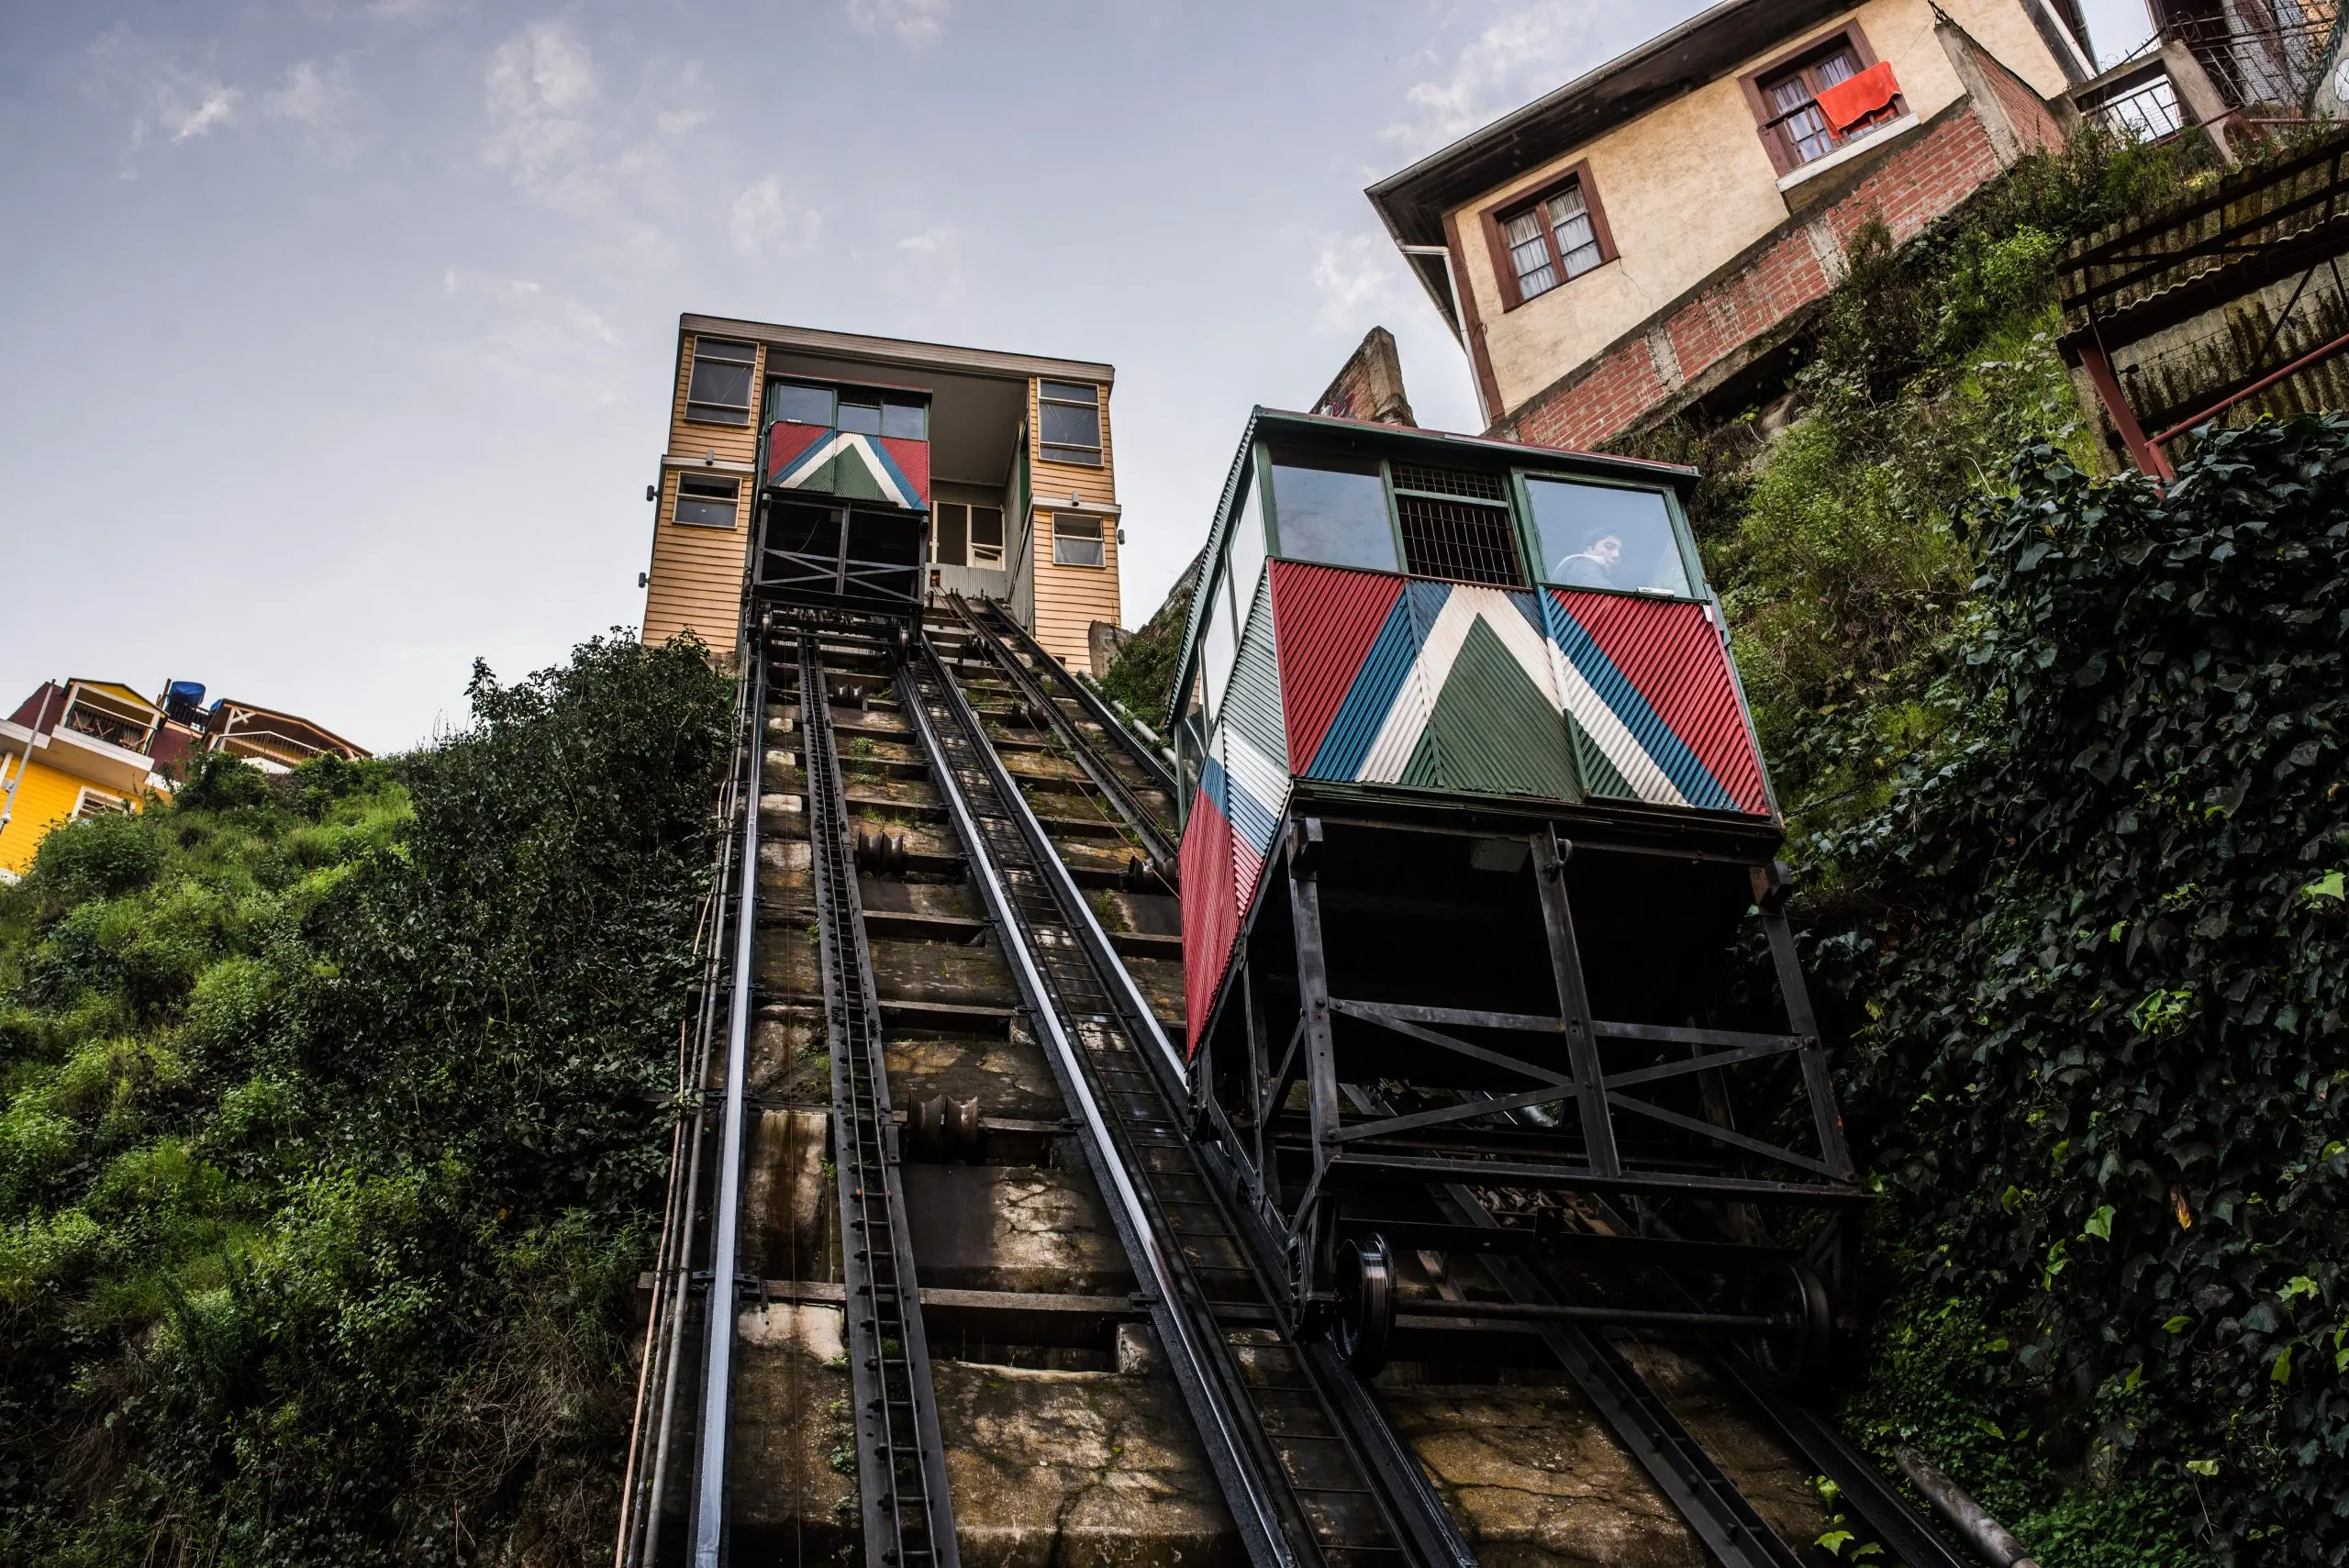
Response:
0,635,731,1565
1808,421,2349,1564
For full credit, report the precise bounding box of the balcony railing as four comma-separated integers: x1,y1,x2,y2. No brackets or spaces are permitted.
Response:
2163,2,2342,111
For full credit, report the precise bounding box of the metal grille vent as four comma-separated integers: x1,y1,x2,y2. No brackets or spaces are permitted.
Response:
1397,495,1522,586
1390,463,1507,503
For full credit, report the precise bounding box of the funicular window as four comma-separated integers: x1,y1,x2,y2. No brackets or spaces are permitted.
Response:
685,338,757,424
770,381,835,426
1267,450,1397,573
1391,462,1521,586
1524,477,1692,597
1198,570,1238,722
1227,473,1269,613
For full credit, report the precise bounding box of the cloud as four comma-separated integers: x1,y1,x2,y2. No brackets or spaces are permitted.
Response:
889,226,964,298
730,176,823,258
1310,231,1401,335
87,26,243,161
846,0,952,46
482,21,598,186
438,272,624,410
264,59,361,161
1384,4,1614,154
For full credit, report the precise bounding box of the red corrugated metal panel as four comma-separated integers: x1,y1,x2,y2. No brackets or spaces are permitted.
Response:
1269,561,1405,772
1179,789,1239,1057
1555,591,1768,816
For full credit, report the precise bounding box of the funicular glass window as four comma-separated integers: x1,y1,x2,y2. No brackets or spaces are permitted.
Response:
1524,478,1692,597
881,398,928,439
1199,570,1238,723
1227,473,1269,619
1268,450,1397,573
770,381,834,426
837,396,884,435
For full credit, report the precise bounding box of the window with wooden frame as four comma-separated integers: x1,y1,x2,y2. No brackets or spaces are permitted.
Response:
1051,512,1105,567
685,337,758,424
931,502,1005,567
72,787,130,822
1742,28,1904,175
1038,381,1103,465
673,473,740,529
1482,165,1615,310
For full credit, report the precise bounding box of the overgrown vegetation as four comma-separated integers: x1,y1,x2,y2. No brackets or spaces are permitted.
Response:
1811,417,2349,1564
1099,547,1200,725
0,634,732,1564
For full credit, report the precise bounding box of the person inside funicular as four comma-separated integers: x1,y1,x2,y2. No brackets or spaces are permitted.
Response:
1550,527,1625,589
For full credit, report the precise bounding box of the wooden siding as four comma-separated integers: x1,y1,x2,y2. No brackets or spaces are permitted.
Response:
642,332,763,659
0,760,117,876
641,465,751,656
1025,376,1121,673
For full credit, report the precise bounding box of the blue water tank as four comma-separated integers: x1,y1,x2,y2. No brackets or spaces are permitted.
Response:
162,680,206,726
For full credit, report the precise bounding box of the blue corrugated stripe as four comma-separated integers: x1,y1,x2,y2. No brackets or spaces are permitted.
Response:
1543,597,1733,810
1225,773,1282,859
1510,588,1547,636
1198,751,1232,819
1308,595,1420,780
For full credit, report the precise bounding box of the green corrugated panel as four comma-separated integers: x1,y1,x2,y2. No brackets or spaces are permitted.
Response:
1569,719,1633,800
1423,617,1580,799
1222,574,1288,770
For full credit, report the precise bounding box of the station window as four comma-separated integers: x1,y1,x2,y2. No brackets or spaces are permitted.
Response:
1496,175,1608,306
1052,513,1106,567
935,503,969,566
970,506,1004,566
1267,451,1397,573
1524,477,1691,597
674,473,740,529
1040,381,1103,465
685,338,757,424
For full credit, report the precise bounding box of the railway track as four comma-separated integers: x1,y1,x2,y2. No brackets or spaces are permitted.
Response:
618,602,1966,1568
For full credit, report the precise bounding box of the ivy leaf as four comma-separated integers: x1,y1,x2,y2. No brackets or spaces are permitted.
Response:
2281,1276,2319,1305
2083,1205,2114,1240
2301,871,2346,905
2164,1315,2193,1334
2187,1460,2220,1478
1817,1530,1856,1557
2272,1347,2294,1384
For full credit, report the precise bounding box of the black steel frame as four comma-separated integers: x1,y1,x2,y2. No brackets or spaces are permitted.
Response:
1199,810,1860,1325
753,493,930,615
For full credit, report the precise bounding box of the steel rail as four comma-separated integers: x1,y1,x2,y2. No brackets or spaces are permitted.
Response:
690,627,768,1568
948,596,1177,873
800,626,962,1568
895,632,1300,1568
620,628,762,1568
964,595,1179,798
915,629,1468,1568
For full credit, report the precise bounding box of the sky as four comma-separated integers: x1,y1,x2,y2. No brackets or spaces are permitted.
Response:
0,0,2152,753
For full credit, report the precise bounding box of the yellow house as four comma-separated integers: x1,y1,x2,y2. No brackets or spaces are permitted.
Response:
0,679,373,880
638,315,1124,673
0,681,184,879
1367,0,2089,448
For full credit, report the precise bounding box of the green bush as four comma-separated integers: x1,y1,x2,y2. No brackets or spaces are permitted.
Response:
1811,417,2349,1562
0,631,730,1564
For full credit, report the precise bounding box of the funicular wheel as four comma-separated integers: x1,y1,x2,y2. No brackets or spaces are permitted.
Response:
1744,1262,1832,1394
1333,1234,1397,1374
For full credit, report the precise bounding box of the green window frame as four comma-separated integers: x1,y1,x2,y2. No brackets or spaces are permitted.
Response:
1508,469,1707,601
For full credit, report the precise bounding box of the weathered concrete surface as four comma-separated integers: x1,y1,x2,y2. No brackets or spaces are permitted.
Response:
1120,955,1186,1029
729,1305,856,1566
741,1107,831,1282
869,934,1017,1008
1379,1377,1709,1568
902,1164,1134,1295
1616,1340,1835,1562
933,1360,1243,1568
888,1029,1066,1123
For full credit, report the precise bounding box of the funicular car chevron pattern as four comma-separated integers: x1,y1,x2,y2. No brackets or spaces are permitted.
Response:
1181,561,1771,1051
765,421,932,509
1265,560,1767,814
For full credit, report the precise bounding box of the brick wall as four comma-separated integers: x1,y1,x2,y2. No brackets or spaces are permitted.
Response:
1511,106,2008,451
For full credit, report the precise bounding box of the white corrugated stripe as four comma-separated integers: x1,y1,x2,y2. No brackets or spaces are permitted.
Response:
1551,652,1687,806
1222,727,1290,856
775,433,915,509
1358,587,1566,783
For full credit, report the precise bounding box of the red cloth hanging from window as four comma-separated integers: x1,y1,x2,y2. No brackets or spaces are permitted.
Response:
1814,60,1898,133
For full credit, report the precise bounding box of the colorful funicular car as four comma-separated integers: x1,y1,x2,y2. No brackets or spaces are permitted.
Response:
1169,409,1862,1376
753,376,934,618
